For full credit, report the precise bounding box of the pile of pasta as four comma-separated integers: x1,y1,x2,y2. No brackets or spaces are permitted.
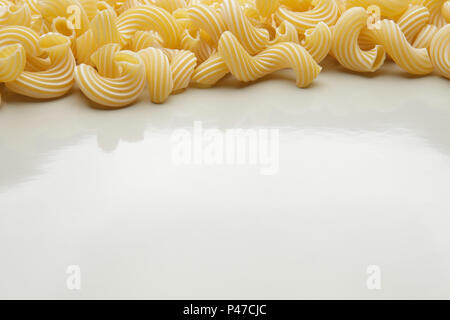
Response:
0,0,448,107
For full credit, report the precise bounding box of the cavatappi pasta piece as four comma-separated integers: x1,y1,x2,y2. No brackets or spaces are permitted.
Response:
370,19,434,75
75,44,146,107
138,47,173,103
116,4,180,48
256,0,280,18
6,33,76,98
429,24,449,78
397,5,430,44
271,20,299,44
423,0,446,27
0,1,32,27
301,21,332,63
345,0,410,19
0,25,42,57
275,0,340,34
217,31,321,87
0,43,26,82
413,24,438,48
163,48,197,93
90,8,121,47
179,28,214,63
191,52,229,87
186,3,226,45
331,7,386,72
130,30,163,51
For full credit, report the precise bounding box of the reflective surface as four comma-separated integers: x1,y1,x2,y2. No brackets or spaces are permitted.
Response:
1,59,450,299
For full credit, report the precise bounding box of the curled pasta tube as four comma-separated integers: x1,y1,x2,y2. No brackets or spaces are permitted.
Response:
75,44,146,108
370,19,434,75
331,7,386,72
0,44,26,82
0,2,32,27
217,31,321,88
397,5,430,44
163,49,197,93
191,52,229,88
0,25,42,57
6,33,76,98
413,24,438,48
116,4,180,48
345,0,410,19
138,47,173,103
275,0,340,34
301,21,332,63
443,1,450,23
423,0,447,27
429,24,450,79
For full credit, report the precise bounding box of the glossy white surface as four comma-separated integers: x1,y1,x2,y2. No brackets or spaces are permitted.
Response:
0,59,449,299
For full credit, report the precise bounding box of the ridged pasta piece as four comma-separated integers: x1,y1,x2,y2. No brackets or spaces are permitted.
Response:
271,20,299,44
75,44,146,107
331,7,386,72
217,31,321,87
38,0,91,34
281,0,313,12
0,25,42,57
256,0,280,18
79,0,98,20
191,52,229,87
370,19,434,75
116,4,180,48
0,2,32,27
154,0,187,13
130,30,163,51
429,24,449,78
187,3,227,45
423,0,446,27
6,33,76,98
397,5,430,43
75,29,96,64
413,23,438,48
164,48,197,93
90,8,121,47
23,0,40,15
179,28,214,63
51,16,76,52
0,43,26,82
301,21,332,63
138,47,173,103
345,0,410,19
30,14,50,35
274,0,340,34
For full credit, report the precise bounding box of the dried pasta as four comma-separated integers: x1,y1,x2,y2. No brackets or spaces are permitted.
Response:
0,0,447,109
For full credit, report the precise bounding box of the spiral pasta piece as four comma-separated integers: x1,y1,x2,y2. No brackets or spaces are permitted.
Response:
332,7,386,72
0,43,26,82
0,2,32,27
370,19,434,75
397,5,430,43
302,21,332,63
429,24,450,78
413,23,438,48
75,44,146,107
6,33,76,98
275,0,340,34
218,31,321,87
116,4,180,48
423,0,446,27
0,25,42,57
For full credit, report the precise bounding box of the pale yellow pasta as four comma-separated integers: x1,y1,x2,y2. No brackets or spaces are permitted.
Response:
0,2,32,27
187,3,226,44
0,25,42,57
397,5,430,43
30,14,50,35
443,1,450,23
345,0,410,19
413,23,438,47
275,0,340,34
0,43,26,82
38,0,91,34
90,8,121,47
179,28,214,63
154,0,187,13
130,30,163,51
75,44,146,107
164,48,197,92
302,21,332,63
429,23,449,78
423,0,446,27
51,16,76,52
75,29,96,64
331,7,386,72
23,0,40,15
116,4,180,48
191,52,229,87
280,0,312,12
272,20,299,44
138,47,173,103
217,31,321,87
370,19,434,75
255,0,280,18
79,0,98,20
6,33,75,98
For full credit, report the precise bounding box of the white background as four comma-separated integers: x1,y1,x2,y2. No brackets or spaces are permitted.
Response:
0,58,449,299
